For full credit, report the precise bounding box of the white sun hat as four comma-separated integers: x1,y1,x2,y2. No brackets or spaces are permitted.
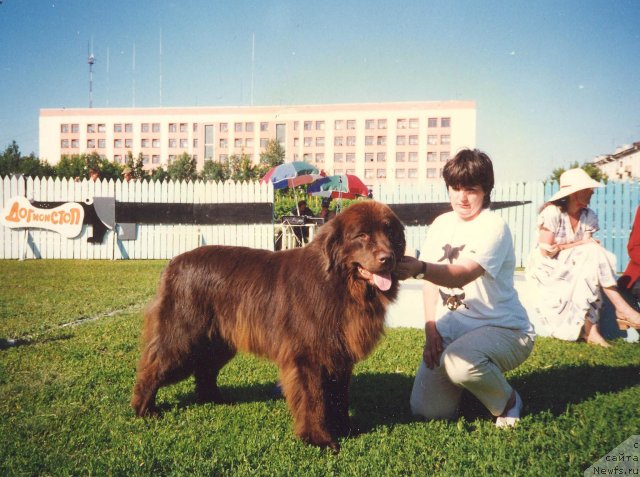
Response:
548,168,603,202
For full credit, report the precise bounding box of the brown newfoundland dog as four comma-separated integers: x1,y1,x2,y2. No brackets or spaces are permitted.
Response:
131,200,406,451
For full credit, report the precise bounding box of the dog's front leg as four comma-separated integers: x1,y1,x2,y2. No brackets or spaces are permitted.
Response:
280,361,339,452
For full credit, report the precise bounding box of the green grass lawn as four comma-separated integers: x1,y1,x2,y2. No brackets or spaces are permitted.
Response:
1,260,639,476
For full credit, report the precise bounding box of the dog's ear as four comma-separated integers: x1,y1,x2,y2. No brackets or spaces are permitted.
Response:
314,217,342,273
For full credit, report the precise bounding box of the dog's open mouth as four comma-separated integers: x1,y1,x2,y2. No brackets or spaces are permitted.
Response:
358,266,393,291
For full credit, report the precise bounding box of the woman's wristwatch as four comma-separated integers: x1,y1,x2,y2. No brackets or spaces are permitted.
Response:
414,261,427,279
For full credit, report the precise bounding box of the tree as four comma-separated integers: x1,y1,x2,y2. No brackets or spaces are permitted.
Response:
202,159,230,182
549,161,607,184
258,139,285,177
149,166,169,182
125,152,148,181
228,153,258,181
0,141,54,178
167,152,198,182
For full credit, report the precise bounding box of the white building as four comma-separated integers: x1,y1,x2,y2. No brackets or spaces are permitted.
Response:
591,142,640,180
39,100,476,186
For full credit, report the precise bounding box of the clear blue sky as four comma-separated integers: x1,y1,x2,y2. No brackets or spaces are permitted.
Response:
1,0,639,181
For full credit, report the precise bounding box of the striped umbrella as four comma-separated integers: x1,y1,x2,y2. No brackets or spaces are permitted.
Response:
260,161,324,190
307,174,370,200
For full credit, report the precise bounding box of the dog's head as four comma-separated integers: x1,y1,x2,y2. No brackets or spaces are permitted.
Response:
314,200,406,293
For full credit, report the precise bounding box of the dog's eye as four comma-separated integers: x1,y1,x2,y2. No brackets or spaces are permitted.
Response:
353,233,369,241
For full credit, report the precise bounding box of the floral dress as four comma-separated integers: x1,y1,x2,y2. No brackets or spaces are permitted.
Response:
525,205,618,341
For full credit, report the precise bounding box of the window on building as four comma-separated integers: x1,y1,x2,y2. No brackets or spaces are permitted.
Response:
396,135,406,146
71,139,79,148
205,124,214,160
316,121,325,130
316,137,325,147
441,135,450,145
334,153,344,162
61,124,69,133
113,123,122,133
220,123,228,133
125,139,133,148
245,138,253,148
180,123,188,133
260,138,269,148
377,169,386,178
427,152,437,162
293,121,299,131
428,135,438,145
114,155,122,163
409,168,418,178
365,119,375,129
234,138,243,148
377,152,386,162
396,169,406,179
441,117,451,128
397,119,407,129
440,151,450,162
409,118,419,129
347,136,356,146
276,123,286,149
303,153,312,162
193,139,198,148
409,135,418,145
124,123,132,133
335,120,344,130
169,139,177,148
377,136,386,146
346,153,355,163
346,168,356,175
142,155,149,165
97,124,106,133
180,139,188,148
234,123,242,133
428,117,438,128
219,154,228,162
141,138,149,148
61,139,69,148
378,119,387,129
427,168,437,178
293,137,300,147
114,139,123,148
193,123,198,132
334,136,344,147
409,152,418,162
87,124,96,133
315,153,324,163
98,139,106,148
347,120,356,130
152,155,160,164
364,169,374,179
153,123,161,133
303,137,312,147
87,139,96,148
260,122,269,131
245,122,254,132
71,124,80,133
365,136,374,146
153,139,161,148
396,152,405,162
219,138,228,148
141,123,149,133
365,153,374,162
304,121,312,131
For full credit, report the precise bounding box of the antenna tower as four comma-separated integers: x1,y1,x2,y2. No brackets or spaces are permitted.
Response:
88,41,95,108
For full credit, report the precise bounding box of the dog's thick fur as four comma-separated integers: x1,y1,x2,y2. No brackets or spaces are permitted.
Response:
131,200,406,450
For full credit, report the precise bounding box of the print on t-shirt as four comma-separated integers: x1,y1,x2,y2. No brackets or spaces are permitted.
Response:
438,243,468,311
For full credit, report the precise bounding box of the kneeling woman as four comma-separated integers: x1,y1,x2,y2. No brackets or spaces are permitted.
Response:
397,149,535,427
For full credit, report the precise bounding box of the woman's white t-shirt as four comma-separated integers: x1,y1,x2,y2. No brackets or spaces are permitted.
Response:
420,208,534,344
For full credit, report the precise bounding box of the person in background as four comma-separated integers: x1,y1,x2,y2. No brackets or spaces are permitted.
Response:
291,200,314,245
526,168,640,347
319,198,335,223
89,166,100,182
617,205,640,307
396,149,534,428
122,166,133,182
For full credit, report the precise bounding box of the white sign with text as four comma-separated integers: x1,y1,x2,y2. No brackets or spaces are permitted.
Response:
0,196,84,238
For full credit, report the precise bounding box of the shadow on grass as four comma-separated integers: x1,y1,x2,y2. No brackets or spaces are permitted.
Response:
0,333,73,351
157,363,639,437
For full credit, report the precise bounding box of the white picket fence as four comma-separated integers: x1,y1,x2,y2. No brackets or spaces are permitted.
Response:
1,176,638,272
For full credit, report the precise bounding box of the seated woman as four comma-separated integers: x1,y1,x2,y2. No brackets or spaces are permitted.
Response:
617,205,640,304
526,168,640,347
397,149,534,427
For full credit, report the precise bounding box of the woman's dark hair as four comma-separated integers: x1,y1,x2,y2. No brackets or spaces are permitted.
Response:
539,197,568,214
443,149,494,208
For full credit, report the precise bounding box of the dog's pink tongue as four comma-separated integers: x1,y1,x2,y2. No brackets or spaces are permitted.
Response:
373,272,392,291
